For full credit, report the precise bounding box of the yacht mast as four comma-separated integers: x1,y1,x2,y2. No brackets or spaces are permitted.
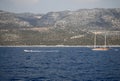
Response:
94,32,97,48
104,32,107,48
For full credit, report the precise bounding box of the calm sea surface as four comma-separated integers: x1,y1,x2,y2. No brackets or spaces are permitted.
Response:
0,47,120,81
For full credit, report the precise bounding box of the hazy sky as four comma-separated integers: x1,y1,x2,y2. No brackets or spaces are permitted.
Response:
0,0,120,13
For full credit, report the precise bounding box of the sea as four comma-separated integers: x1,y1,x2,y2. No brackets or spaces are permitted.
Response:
0,46,120,81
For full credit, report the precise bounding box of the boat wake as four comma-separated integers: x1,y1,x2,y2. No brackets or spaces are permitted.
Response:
24,50,59,53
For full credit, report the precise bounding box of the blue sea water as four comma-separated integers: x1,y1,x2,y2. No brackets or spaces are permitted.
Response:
0,47,120,81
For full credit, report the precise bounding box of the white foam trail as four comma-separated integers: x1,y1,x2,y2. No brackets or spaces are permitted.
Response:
24,50,59,53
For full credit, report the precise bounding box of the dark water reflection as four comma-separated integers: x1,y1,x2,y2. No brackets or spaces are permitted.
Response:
0,47,120,81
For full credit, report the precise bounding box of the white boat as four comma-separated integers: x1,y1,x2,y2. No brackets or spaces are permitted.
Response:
92,32,109,51
92,47,109,51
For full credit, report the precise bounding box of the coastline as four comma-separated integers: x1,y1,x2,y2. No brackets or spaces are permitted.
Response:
0,45,120,47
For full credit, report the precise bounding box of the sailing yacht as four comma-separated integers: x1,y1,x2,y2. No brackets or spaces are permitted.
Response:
92,32,109,51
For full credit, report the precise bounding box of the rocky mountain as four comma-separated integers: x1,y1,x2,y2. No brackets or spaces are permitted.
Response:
0,8,120,30
54,8,120,31
0,10,31,28
0,9,120,45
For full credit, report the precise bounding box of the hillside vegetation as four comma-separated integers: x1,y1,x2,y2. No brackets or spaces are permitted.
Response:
0,9,120,45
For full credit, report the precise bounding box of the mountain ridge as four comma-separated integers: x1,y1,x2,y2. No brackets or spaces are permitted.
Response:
0,8,120,30
0,8,120,45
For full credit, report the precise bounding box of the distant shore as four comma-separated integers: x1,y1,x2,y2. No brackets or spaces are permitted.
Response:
0,45,120,47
